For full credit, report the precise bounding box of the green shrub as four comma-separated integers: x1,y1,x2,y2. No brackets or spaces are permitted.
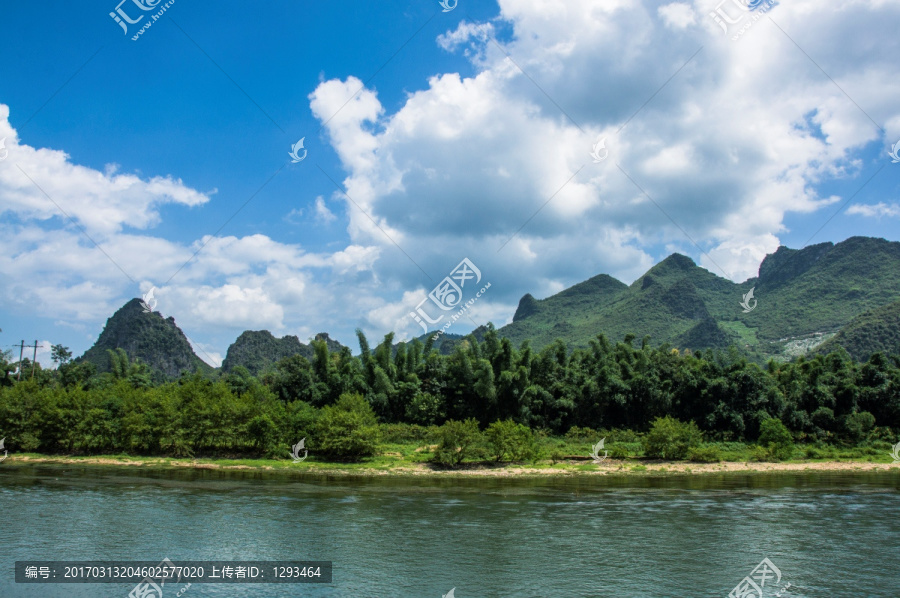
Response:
565,426,596,442
749,445,771,461
432,419,482,467
687,445,722,463
285,400,318,447
642,416,702,460
758,417,794,461
608,444,630,459
312,393,380,460
379,423,430,443
404,392,443,426
803,446,823,459
599,428,642,443
246,414,279,456
843,411,876,442
549,448,565,465
485,419,539,462
811,407,836,431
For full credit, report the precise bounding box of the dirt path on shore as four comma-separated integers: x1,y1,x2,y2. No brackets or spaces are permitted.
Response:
6,455,899,477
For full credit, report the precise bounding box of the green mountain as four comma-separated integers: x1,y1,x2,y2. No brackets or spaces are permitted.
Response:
813,299,900,361
78,299,212,381
494,236,900,361
221,330,345,375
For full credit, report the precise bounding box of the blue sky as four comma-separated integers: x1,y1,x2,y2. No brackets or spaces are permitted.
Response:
1,0,898,367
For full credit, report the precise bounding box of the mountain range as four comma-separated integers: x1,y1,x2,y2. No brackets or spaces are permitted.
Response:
77,236,900,379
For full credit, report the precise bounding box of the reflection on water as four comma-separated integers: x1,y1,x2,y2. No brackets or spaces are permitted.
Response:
1,464,898,597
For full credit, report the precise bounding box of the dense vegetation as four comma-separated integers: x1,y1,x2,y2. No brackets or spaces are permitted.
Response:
814,299,900,362
2,325,897,466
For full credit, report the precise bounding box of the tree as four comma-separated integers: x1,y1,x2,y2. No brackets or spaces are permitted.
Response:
313,393,380,459
267,355,319,404
843,411,875,442
106,349,152,388
758,417,794,460
51,344,72,366
485,419,538,462
432,418,482,467
642,416,702,459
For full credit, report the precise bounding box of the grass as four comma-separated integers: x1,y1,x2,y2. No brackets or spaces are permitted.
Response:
6,436,898,477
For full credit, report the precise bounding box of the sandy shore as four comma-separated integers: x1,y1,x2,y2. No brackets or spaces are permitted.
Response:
5,455,899,477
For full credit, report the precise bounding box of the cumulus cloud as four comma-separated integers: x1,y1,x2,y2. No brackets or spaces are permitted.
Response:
309,0,899,308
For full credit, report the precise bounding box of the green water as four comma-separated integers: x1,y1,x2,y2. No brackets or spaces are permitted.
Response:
1,465,898,597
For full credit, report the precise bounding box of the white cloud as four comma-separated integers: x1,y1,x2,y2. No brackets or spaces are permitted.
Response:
846,202,900,218
658,3,696,29
437,20,495,55
315,196,336,223
0,104,212,238
284,207,304,223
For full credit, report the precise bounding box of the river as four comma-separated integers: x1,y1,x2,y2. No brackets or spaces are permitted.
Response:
1,465,898,597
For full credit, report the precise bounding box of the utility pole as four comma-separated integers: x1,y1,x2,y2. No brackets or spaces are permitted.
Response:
31,339,40,380
17,340,41,382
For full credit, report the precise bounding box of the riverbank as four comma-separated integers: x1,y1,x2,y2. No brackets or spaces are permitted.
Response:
4,453,899,477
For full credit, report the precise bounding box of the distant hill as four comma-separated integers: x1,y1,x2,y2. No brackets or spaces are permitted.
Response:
78,299,211,382
494,236,900,361
498,254,735,353
222,330,345,375
813,299,900,361
392,331,468,356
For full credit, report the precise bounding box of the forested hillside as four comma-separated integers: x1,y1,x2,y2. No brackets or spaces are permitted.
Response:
814,300,900,362
496,236,900,360
78,299,211,383
222,331,345,375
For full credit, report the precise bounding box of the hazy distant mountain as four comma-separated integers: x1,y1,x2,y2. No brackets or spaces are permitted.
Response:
222,330,345,375
392,331,467,356
495,236,900,361
78,299,211,381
